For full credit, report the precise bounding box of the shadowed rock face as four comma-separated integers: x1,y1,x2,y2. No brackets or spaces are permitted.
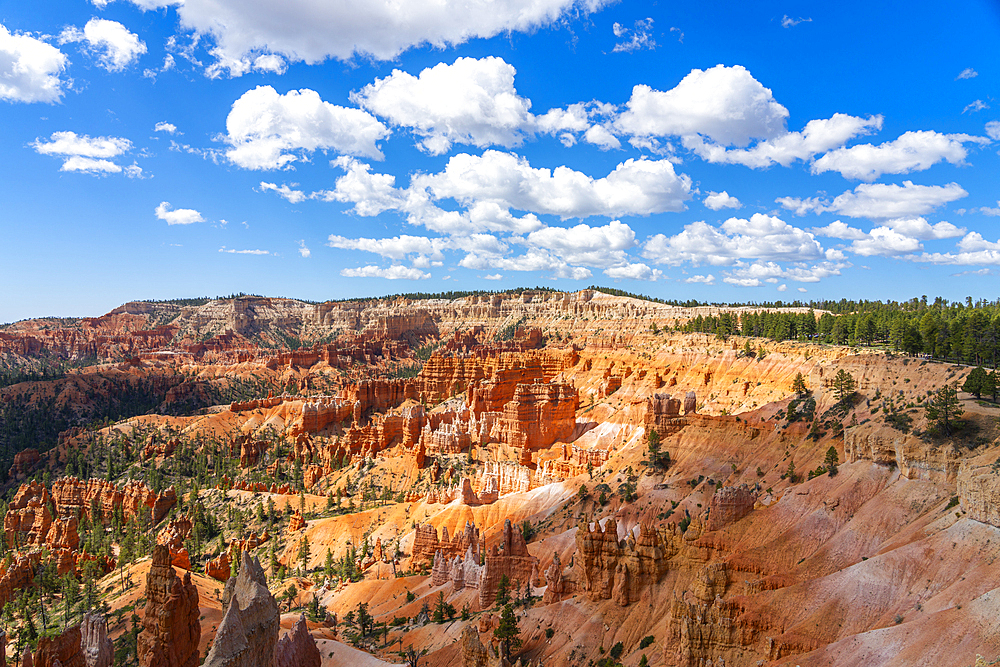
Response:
204,551,279,667
137,545,201,667
81,611,114,667
274,614,320,667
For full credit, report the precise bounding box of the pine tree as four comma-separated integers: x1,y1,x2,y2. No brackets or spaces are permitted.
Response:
963,366,988,399
792,372,808,395
832,369,857,406
495,574,510,608
926,382,964,436
493,604,522,663
824,446,839,477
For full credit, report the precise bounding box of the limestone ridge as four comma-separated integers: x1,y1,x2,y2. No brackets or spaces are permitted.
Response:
137,545,200,667
205,551,280,667
274,614,321,667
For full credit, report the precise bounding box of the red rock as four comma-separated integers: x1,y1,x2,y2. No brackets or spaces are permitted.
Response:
205,552,279,667
274,614,321,667
288,511,306,532
4,481,52,549
137,545,200,667
81,611,114,667
8,449,41,479
410,521,480,570
207,552,231,583
50,477,177,526
541,551,564,604
478,519,537,609
28,624,84,667
574,519,667,607
706,484,757,532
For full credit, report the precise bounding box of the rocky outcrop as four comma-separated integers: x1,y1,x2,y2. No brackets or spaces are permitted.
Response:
274,614,320,667
137,545,200,667
288,512,306,532
489,381,578,451
204,551,279,667
4,481,52,550
156,516,193,570
479,519,537,609
542,551,565,604
844,423,961,482
706,484,758,532
0,552,40,608
28,624,85,667
574,519,669,607
461,625,501,667
51,477,177,525
207,552,231,582
958,452,1000,527
81,611,114,667
411,521,481,570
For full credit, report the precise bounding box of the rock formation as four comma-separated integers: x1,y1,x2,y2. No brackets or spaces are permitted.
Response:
137,545,200,667
706,484,757,532
204,551,279,667
51,477,177,525
26,624,85,667
541,551,565,604
274,614,321,667
478,519,537,609
574,519,668,607
81,611,114,667
411,521,481,569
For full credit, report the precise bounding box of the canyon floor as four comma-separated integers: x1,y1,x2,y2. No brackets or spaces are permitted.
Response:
1,289,998,667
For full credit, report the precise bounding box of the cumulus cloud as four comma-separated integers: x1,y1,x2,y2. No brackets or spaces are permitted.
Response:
154,122,178,134
721,260,847,286
459,248,592,279
612,18,656,53
525,220,635,267
59,18,146,72
986,121,1000,141
224,86,389,169
777,181,968,219
341,265,430,279
881,216,964,239
956,68,978,80
616,65,789,147
259,182,307,203
683,274,715,284
603,262,662,281
642,213,824,266
483,273,503,280
811,130,989,180
415,150,693,220
297,240,311,257
687,113,883,168
155,201,204,225
328,234,447,263
114,0,607,75
850,227,923,256
32,131,136,174
0,24,68,103
352,57,534,155
704,191,741,210
808,220,867,240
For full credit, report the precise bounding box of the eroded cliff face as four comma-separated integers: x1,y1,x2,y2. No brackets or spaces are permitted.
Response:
205,552,280,667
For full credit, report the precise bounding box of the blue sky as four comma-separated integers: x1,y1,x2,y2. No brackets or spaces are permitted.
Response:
2,0,999,321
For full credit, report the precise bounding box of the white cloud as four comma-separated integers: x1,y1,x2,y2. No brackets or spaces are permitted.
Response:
777,181,968,219
979,201,1000,217
881,216,964,239
416,150,692,219
33,131,131,158
704,191,741,210
60,19,146,72
252,54,286,74
603,262,662,281
118,0,607,75
986,121,1000,141
616,65,789,146
525,219,635,267
459,248,591,279
686,113,883,168
781,15,811,28
612,18,656,53
851,227,923,256
808,220,867,240
224,86,389,169
963,100,989,114
298,240,310,258
811,130,988,180
776,284,788,291
956,68,978,80
219,247,270,255
643,213,824,266
61,156,122,173
683,274,715,284
155,201,204,225
353,57,534,155
154,122,178,134
0,25,68,103
328,234,447,262
483,273,503,280
721,260,847,285
259,181,307,203
341,265,430,279
583,124,621,150
32,131,136,174
797,287,807,292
